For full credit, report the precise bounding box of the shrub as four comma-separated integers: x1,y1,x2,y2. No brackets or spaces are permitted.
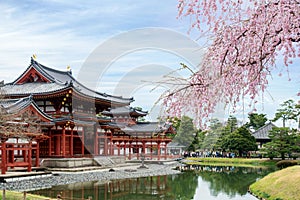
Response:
276,160,298,169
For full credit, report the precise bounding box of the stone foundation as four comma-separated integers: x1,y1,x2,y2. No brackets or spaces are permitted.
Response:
41,156,126,168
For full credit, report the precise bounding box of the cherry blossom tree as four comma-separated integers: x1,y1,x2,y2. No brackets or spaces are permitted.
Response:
163,0,300,127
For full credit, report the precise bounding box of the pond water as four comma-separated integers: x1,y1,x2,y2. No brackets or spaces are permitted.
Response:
31,166,273,200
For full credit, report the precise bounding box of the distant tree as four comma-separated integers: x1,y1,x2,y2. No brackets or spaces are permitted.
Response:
295,101,300,130
291,129,300,159
187,129,206,151
196,129,206,149
187,134,198,152
221,126,257,157
201,133,217,151
263,142,278,160
215,116,238,151
209,118,223,130
264,127,298,160
201,118,223,150
172,116,196,147
245,113,268,131
226,115,238,133
273,99,300,127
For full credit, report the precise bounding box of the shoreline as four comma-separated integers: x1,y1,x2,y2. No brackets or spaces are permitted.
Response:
249,166,300,200
0,162,181,192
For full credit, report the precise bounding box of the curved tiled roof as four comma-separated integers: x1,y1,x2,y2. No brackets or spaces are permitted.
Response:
102,106,148,117
122,122,174,134
1,82,68,96
252,122,276,140
8,58,134,105
13,57,74,84
0,96,52,121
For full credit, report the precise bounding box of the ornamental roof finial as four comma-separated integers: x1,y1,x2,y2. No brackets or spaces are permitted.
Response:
31,54,37,64
67,65,72,74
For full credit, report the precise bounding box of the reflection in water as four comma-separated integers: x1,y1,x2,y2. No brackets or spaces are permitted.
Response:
32,176,179,200
31,166,273,200
192,166,273,198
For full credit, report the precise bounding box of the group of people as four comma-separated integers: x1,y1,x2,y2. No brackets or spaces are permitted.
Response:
183,151,236,158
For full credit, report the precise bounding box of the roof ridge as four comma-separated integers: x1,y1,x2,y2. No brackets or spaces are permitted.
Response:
31,58,71,83
69,75,134,101
33,58,70,75
253,121,276,133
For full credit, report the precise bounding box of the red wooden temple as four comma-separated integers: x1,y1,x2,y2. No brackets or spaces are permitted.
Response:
0,57,176,174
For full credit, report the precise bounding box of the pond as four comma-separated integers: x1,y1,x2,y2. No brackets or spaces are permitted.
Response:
31,166,274,200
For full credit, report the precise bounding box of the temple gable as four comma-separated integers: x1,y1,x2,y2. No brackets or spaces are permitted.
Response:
14,67,51,84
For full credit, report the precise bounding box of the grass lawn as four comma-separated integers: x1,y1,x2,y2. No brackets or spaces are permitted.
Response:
0,190,53,200
249,165,300,200
184,157,278,167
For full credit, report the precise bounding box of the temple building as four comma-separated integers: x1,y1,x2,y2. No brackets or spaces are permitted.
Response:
0,57,176,174
252,122,275,149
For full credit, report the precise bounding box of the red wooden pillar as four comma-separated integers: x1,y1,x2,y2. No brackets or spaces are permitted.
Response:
135,143,140,159
70,128,74,157
129,142,132,160
28,141,32,172
55,136,61,155
48,129,52,156
35,140,40,167
62,127,66,157
123,142,126,157
81,127,85,156
8,144,15,169
1,141,7,174
137,143,140,160
17,138,20,156
104,136,108,156
164,143,167,160
157,142,161,161
94,130,98,156
117,142,120,156
142,141,146,154
23,147,27,162
110,134,113,155
150,142,153,160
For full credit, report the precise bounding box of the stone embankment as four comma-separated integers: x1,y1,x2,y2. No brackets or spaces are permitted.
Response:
0,162,181,192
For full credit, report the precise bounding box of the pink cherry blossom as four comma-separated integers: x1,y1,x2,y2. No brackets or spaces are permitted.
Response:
163,0,299,128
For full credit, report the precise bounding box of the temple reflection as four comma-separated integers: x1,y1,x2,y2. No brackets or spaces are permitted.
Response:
33,176,171,200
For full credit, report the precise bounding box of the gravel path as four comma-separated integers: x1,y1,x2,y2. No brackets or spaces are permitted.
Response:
0,162,181,191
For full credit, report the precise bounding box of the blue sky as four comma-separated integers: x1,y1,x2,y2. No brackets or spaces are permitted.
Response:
0,0,299,126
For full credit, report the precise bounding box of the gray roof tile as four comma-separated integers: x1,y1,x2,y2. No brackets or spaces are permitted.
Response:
2,82,68,95
252,122,276,140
